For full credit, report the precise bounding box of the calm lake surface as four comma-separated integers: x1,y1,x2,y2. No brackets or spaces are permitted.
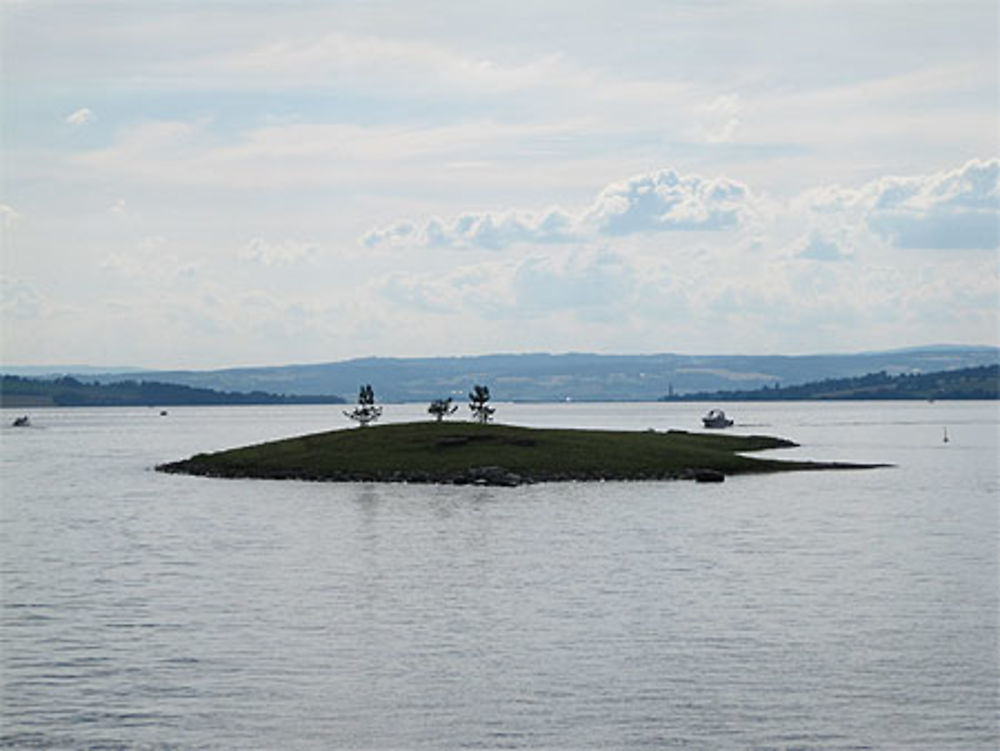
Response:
2,401,997,749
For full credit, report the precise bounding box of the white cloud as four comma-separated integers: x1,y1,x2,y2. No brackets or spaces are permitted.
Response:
584,169,754,235
364,167,756,250
65,108,95,127
699,94,742,144
361,222,418,249
806,159,1000,250
362,160,998,262
865,159,1000,249
362,208,577,251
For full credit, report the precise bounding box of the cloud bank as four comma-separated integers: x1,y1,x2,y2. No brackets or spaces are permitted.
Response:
584,170,752,235
808,158,1000,250
360,157,998,355
865,158,1000,249
362,168,755,250
364,160,999,255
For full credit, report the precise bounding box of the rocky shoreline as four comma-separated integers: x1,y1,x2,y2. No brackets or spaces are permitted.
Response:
156,459,876,487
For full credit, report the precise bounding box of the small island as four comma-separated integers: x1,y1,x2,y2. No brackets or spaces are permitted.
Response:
156,421,882,486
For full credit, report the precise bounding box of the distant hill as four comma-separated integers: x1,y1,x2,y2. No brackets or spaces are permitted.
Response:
0,375,346,408
0,365,144,377
14,346,1000,403
660,365,999,401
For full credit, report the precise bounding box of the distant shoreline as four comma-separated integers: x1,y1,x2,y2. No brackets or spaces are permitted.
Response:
4,350,996,403
0,375,345,408
660,364,999,402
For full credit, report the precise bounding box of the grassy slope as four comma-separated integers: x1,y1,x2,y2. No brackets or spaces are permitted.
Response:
157,421,869,483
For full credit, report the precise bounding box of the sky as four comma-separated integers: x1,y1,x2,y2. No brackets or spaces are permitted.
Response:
1,0,998,369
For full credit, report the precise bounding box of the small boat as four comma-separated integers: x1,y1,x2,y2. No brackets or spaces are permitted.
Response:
12,415,30,427
702,409,733,429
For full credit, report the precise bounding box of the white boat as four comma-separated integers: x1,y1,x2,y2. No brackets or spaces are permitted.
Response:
702,409,733,429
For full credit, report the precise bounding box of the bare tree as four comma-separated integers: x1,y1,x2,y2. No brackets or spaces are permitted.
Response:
468,384,495,424
344,383,382,427
428,397,458,422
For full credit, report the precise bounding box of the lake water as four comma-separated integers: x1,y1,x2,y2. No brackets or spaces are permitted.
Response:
1,401,997,749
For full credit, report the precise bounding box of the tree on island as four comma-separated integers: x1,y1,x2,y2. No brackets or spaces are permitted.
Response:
468,384,495,424
344,384,382,427
428,397,458,422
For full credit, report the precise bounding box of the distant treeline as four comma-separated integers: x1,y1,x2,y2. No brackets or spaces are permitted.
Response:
0,375,346,407
660,365,999,402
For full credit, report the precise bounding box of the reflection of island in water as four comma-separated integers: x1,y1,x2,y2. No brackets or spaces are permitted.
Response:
156,421,886,486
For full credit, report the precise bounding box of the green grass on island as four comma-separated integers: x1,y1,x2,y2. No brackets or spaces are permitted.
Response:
156,421,883,485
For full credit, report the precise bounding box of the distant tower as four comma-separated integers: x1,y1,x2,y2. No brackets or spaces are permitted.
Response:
668,383,674,398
